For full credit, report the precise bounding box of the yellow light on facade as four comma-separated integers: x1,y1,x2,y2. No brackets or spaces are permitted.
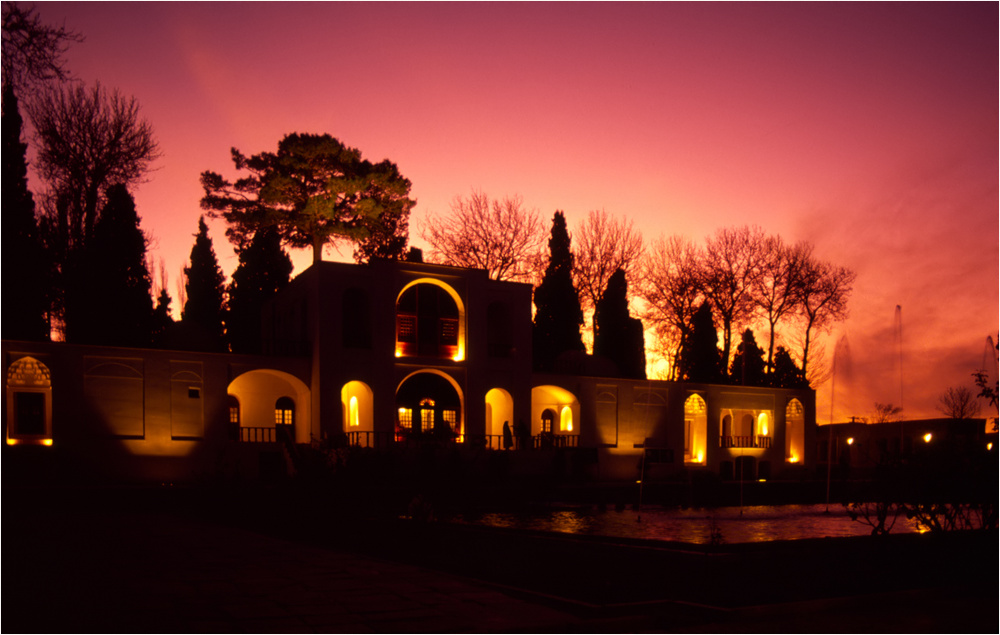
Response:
847,437,854,445
923,433,932,443
988,442,994,451
42,438,53,446
560,406,573,432
349,396,359,427
696,451,704,463
788,455,799,463
6,438,17,446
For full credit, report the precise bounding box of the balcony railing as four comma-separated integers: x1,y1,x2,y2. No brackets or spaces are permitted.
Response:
240,427,276,443
720,435,772,449
342,431,580,450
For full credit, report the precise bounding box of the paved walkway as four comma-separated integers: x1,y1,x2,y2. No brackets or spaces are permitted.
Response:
8,510,580,633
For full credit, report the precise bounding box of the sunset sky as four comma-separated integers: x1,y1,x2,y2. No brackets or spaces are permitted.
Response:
22,2,999,421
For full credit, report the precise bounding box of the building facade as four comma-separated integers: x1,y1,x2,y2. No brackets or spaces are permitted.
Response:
4,259,816,484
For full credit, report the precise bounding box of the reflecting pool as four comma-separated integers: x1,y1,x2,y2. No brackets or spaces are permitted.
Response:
443,504,926,544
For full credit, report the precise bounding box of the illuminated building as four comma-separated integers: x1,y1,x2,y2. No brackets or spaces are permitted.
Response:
3,259,816,483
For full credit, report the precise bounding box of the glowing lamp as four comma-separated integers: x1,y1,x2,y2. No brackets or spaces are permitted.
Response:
6,438,17,446
923,433,932,443
788,455,799,463
988,442,994,451
696,451,704,463
846,437,854,445
42,439,53,446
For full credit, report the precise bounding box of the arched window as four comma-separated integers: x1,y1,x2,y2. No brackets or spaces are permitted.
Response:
6,356,53,446
541,409,556,434
227,395,240,441
396,282,463,360
275,397,294,426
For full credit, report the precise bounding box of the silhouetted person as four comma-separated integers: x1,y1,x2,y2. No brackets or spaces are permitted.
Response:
502,421,513,450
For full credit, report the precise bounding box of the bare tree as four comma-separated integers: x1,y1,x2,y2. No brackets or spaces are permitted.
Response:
2,3,82,97
936,386,981,419
797,257,856,379
637,234,705,379
752,236,810,373
30,81,160,248
702,225,766,376
573,209,644,339
868,402,903,424
421,190,545,282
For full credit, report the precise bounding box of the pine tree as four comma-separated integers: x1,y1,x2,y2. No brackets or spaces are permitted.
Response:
678,302,722,383
151,288,174,346
594,268,646,379
182,217,227,351
87,185,153,346
532,211,585,371
2,83,50,340
226,227,292,353
730,328,767,386
772,346,808,388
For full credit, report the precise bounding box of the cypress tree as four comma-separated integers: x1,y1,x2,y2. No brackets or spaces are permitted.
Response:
594,268,646,379
182,217,227,351
2,83,50,340
678,302,723,383
150,288,174,346
73,184,154,346
226,227,292,353
730,328,767,386
532,211,585,371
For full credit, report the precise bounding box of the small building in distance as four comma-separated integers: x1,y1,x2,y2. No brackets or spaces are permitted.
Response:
4,259,816,485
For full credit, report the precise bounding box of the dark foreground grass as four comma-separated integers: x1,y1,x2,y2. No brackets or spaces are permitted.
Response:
5,485,997,633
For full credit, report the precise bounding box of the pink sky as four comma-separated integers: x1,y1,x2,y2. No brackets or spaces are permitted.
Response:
25,2,999,421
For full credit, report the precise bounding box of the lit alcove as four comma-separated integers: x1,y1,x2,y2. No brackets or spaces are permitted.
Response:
684,394,707,464
531,385,580,437
785,399,805,463
341,381,374,430
5,356,53,446
485,388,513,437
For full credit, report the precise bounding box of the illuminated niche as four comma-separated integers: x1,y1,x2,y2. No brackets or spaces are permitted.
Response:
341,381,373,430
5,356,53,446
785,399,805,463
684,394,707,464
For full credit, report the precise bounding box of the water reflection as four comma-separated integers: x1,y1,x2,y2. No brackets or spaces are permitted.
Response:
445,504,925,544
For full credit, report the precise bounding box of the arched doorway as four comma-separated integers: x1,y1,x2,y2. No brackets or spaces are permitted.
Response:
396,371,463,441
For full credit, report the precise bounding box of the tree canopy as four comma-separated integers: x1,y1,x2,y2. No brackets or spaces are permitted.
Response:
2,83,49,340
594,268,646,379
226,227,292,354
65,185,153,346
573,209,643,339
2,3,82,97
182,217,227,351
421,191,545,282
201,133,415,265
533,211,585,371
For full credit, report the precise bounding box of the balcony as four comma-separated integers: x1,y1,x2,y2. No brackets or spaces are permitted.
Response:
720,435,772,449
